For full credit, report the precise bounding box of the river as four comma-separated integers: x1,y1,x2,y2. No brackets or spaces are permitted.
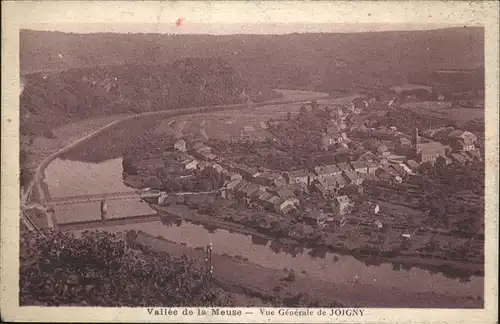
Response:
44,156,483,298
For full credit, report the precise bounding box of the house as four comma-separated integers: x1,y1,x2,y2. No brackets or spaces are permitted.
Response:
365,161,379,174
174,139,187,152
252,170,275,186
272,187,297,199
389,163,407,177
239,182,260,198
205,153,218,161
377,144,389,155
399,137,412,147
343,170,363,185
273,175,287,188
229,172,243,180
222,178,246,199
333,173,348,188
233,164,258,180
387,154,407,163
358,151,376,162
314,164,341,180
350,161,368,174
406,159,420,172
311,181,328,196
451,139,476,152
352,98,369,110
197,161,210,171
325,124,340,135
332,195,351,216
276,197,299,214
447,130,477,147
321,135,338,150
436,155,452,166
416,142,446,164
318,177,340,193
225,177,244,192
192,141,206,151
212,163,225,173
304,210,328,226
337,162,352,172
460,152,474,163
183,159,198,170
384,165,400,177
280,201,298,214
375,168,393,183
399,163,413,175
466,149,483,162
284,169,310,186
363,172,379,182
176,152,190,162
258,193,278,211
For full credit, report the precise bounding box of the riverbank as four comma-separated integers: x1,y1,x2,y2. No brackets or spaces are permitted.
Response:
153,203,484,280
133,229,483,308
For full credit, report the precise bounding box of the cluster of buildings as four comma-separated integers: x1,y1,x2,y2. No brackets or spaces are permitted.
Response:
136,95,482,225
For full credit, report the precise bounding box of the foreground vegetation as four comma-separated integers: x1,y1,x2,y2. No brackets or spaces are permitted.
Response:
20,230,233,306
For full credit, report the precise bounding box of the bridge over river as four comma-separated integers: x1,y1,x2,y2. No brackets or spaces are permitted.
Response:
21,189,218,232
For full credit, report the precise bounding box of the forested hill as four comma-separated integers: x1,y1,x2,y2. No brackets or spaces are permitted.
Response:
20,58,252,136
21,27,484,91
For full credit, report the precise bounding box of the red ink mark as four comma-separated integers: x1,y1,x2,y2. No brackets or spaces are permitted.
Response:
175,18,184,27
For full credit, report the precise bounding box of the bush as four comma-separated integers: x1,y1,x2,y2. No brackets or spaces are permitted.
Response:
20,230,234,306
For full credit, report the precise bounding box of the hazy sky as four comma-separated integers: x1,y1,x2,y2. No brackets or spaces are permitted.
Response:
25,22,463,35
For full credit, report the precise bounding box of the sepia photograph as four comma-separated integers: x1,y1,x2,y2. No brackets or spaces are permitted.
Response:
2,1,499,323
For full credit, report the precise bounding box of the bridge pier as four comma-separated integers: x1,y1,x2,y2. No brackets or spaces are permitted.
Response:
100,199,108,220
46,207,58,230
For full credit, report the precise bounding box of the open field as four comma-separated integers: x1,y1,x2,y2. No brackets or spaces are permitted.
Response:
51,114,132,143
400,102,484,123
154,94,359,141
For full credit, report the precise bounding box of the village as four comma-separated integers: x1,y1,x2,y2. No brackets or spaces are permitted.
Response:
121,88,484,272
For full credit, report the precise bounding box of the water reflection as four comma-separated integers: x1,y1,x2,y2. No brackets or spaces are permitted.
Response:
47,157,483,298
67,220,482,297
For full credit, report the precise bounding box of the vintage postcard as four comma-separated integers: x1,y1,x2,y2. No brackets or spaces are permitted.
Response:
1,1,499,323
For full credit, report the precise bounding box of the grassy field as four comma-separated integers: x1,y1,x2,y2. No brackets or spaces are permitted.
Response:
51,114,131,143
401,102,484,123
153,93,358,141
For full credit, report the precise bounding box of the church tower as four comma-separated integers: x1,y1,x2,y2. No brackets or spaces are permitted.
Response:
413,128,420,147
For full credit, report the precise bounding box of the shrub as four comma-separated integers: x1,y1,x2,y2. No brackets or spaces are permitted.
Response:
20,230,234,307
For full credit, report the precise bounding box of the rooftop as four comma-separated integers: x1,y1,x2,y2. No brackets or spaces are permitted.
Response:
350,161,367,170
319,177,339,188
336,195,350,204
337,162,352,171
276,188,296,199
417,142,446,154
343,170,359,182
287,169,309,178
314,164,340,175
333,173,347,186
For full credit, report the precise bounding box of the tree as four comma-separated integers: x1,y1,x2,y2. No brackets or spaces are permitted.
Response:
20,230,233,306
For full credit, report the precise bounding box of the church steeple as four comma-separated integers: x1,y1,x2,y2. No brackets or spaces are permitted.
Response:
413,128,420,147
